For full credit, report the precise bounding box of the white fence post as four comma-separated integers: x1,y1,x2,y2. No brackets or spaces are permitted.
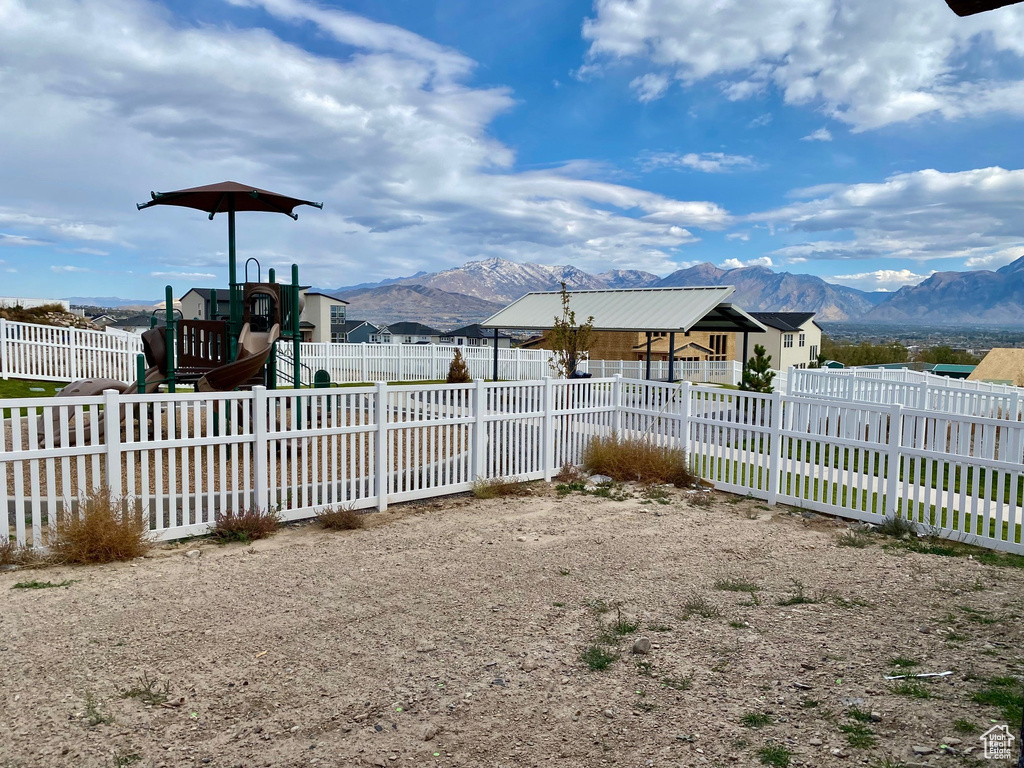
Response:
0,317,7,380
360,344,368,383
885,403,903,519
103,389,122,500
68,328,78,382
543,376,555,481
396,344,404,382
376,381,389,510
767,390,783,506
680,380,691,456
253,387,269,512
612,374,622,436
473,378,487,480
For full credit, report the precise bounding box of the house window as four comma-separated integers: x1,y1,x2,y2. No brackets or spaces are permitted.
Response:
784,333,794,348
404,336,412,344
330,305,345,322
331,332,344,343
799,333,806,347
468,337,480,346
809,344,818,361
708,334,728,361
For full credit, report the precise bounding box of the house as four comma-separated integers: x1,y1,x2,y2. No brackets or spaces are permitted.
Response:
179,286,348,343
519,329,734,363
968,348,1024,386
338,320,379,344
89,314,116,328
370,322,444,345
931,363,976,379
737,312,821,370
107,314,155,336
300,291,348,343
441,324,513,349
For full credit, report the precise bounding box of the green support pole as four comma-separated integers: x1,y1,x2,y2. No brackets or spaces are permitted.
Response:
291,264,300,388
164,285,176,394
228,200,238,361
136,353,146,396
210,288,218,320
267,269,277,389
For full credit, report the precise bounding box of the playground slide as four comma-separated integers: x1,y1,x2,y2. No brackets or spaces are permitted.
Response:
196,322,280,392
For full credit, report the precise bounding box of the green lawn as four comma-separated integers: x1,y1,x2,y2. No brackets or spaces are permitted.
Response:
0,378,67,399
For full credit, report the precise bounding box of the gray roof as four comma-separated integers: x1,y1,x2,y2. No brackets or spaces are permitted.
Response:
445,323,512,339
480,286,766,333
749,312,816,332
383,321,443,336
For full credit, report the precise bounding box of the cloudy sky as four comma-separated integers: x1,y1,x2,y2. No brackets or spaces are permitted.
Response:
1,0,1023,300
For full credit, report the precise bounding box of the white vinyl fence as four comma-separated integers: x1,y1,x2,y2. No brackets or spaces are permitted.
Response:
278,342,553,384
584,359,742,385
4,377,1022,555
789,368,1024,420
0,318,143,383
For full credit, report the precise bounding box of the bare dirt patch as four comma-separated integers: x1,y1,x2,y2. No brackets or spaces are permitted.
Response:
1,487,1022,767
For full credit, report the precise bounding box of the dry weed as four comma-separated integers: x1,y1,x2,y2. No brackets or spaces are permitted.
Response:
316,506,365,531
473,476,531,500
50,487,151,564
582,435,695,487
209,508,279,544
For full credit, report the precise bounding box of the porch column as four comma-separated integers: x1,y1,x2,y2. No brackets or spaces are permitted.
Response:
645,332,652,380
668,331,676,383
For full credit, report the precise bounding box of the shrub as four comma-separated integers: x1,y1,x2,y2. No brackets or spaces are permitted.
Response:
209,507,279,544
0,537,41,568
876,514,915,538
316,506,365,530
50,488,151,564
447,349,472,384
582,435,695,486
740,344,775,393
473,476,531,499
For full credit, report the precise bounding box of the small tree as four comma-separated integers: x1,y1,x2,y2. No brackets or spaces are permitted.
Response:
549,282,595,378
447,348,472,383
740,344,775,393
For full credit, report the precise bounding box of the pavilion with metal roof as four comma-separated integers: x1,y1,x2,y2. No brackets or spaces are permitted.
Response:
480,286,766,381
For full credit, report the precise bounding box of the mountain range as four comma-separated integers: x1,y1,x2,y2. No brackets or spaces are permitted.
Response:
329,255,1024,327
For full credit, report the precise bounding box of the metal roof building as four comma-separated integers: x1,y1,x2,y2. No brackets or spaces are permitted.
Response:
479,286,766,381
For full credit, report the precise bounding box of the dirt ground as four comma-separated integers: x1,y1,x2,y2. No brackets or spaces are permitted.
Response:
1,484,1022,768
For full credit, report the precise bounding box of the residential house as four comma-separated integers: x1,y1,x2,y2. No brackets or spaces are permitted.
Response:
338,320,379,344
107,314,156,336
520,329,735,363
441,324,513,349
370,322,444,345
737,312,821,370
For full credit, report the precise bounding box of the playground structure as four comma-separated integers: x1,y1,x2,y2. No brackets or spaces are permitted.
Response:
42,182,322,444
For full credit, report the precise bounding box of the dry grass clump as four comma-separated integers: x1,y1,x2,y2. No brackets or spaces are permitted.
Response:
472,476,531,499
0,537,44,568
50,487,151,564
554,462,587,484
583,435,695,487
209,508,279,544
316,506,365,531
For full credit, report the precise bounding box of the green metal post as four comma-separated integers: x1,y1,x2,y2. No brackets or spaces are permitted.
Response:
266,268,277,389
291,264,300,387
164,285,176,394
210,288,218,320
136,353,146,395
228,200,238,361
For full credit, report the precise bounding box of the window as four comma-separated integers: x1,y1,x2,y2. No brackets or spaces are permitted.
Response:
404,336,412,344
330,305,345,322
809,344,818,361
440,336,453,344
331,332,344,343
783,333,794,348
799,333,805,347
708,334,728,362
468,337,481,346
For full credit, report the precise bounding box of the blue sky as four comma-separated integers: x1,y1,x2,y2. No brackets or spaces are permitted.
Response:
1,0,1023,301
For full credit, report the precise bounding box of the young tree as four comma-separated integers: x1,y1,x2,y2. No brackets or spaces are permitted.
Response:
548,282,595,378
446,348,472,383
740,344,776,393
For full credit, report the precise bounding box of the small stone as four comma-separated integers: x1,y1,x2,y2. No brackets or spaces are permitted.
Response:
420,724,439,742
184,550,201,559
870,711,882,722
808,738,822,746
516,536,527,542
793,682,812,690
588,474,613,484
290,726,300,733
912,746,934,755
632,637,652,655
522,657,539,672
415,643,437,653
942,737,962,746
604,709,614,719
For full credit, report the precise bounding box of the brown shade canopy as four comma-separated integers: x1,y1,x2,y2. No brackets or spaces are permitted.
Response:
945,0,1022,15
137,181,323,220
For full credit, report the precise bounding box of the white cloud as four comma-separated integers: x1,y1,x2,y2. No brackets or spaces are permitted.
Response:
151,271,218,281
801,128,832,142
582,0,1024,130
50,265,89,273
726,232,750,241
827,269,931,292
0,0,728,292
964,249,1023,270
757,167,1024,264
0,233,48,247
721,256,773,269
630,72,671,102
639,152,760,173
